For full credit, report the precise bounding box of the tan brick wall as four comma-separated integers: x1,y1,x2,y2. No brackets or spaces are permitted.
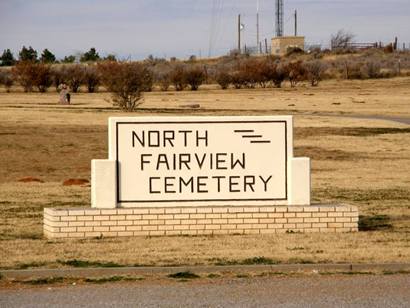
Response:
43,205,359,238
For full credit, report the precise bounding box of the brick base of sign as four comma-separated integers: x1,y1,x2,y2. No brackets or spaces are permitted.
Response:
43,205,358,238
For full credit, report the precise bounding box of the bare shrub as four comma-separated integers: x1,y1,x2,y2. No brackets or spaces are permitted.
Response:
184,65,205,91
384,44,394,54
331,30,355,50
98,62,153,111
305,60,327,86
64,65,85,93
51,66,66,91
0,70,14,92
32,63,52,92
271,63,288,88
286,61,307,87
230,70,246,89
338,60,363,79
84,66,100,93
11,61,36,92
286,46,304,57
152,64,172,91
215,69,232,89
170,64,187,91
361,60,382,79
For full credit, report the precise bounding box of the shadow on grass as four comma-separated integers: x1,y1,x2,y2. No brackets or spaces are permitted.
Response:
359,215,393,231
168,271,200,279
57,259,124,268
212,256,281,266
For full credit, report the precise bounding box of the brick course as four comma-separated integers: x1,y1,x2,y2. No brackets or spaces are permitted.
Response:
43,205,358,238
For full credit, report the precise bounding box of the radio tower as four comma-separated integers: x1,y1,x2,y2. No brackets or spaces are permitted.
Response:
275,0,284,37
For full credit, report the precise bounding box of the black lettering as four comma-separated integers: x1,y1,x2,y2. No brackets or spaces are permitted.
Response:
231,153,246,169
179,153,191,170
216,153,228,170
172,153,176,170
148,131,160,147
163,130,175,147
196,130,208,147
244,175,255,192
194,153,206,169
197,176,208,193
140,154,152,170
179,177,194,193
164,177,176,193
178,130,192,147
156,154,170,170
132,131,144,147
259,175,272,192
212,176,225,192
229,176,240,192
149,177,160,194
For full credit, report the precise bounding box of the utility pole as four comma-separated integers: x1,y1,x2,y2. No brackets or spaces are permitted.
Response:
265,38,268,54
256,0,260,54
294,10,298,36
238,14,241,53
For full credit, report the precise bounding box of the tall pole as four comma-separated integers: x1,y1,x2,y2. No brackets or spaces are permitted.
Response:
256,0,260,54
275,0,283,37
238,14,241,53
294,10,298,36
265,38,268,54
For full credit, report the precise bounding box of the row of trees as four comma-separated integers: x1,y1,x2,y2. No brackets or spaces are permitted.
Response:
0,47,113,66
1,51,406,111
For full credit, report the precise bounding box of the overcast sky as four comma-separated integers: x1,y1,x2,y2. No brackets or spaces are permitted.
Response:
0,0,409,60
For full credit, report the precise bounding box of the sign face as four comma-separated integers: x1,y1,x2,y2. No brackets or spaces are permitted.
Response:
109,116,293,207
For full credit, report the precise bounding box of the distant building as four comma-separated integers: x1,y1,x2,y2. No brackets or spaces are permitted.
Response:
271,36,305,56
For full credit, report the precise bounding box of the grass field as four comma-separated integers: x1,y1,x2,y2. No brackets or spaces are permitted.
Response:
0,77,409,269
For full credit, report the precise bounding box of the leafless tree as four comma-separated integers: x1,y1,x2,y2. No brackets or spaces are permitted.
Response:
331,30,355,50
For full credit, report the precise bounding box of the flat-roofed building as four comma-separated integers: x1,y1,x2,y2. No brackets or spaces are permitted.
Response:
271,36,305,56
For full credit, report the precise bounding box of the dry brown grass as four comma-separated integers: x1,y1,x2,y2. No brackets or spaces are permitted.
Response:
0,77,409,269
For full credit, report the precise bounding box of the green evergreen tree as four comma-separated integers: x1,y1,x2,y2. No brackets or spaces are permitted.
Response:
0,49,16,66
19,46,38,62
40,49,56,63
81,47,100,62
62,55,76,63
104,54,117,61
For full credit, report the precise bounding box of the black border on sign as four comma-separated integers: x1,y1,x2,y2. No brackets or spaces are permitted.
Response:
115,120,288,203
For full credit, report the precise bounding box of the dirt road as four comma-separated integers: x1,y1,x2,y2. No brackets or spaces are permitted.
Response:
1,274,409,307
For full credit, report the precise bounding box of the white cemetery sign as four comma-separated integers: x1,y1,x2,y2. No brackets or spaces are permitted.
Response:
91,116,310,208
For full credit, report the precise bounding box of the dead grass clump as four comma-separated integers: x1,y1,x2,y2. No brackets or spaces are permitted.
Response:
294,146,360,161
62,179,89,186
295,127,410,138
18,177,44,183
